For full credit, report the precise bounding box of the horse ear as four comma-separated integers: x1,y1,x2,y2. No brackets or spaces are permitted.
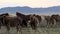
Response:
16,12,18,15
16,12,19,14
16,12,20,15
16,12,18,13
6,13,9,16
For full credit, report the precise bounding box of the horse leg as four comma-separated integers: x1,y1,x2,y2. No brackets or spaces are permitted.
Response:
47,21,49,27
16,25,19,34
0,22,1,29
19,26,22,34
33,25,38,34
19,23,22,34
6,23,10,34
0,25,1,29
27,22,31,34
56,21,58,27
6,26,10,34
16,24,19,34
48,21,51,28
16,24,22,34
32,24,37,34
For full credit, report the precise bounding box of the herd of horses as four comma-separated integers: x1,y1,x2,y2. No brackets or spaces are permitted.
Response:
0,12,60,34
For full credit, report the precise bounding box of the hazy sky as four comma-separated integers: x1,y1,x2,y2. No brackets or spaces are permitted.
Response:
0,0,60,8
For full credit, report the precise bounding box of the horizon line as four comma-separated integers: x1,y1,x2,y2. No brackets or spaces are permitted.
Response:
0,5,60,9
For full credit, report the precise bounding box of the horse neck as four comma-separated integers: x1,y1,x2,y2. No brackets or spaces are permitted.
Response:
17,13,26,17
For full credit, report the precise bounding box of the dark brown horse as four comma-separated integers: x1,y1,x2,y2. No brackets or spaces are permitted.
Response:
3,15,23,33
27,14,40,30
16,12,28,27
0,13,9,29
44,15,54,27
16,12,40,29
51,14,60,27
51,14,59,22
34,15,42,24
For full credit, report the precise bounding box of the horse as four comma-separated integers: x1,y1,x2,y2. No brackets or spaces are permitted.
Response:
51,14,60,27
44,15,54,27
34,15,42,25
16,12,28,27
3,14,23,34
0,13,9,29
27,14,40,30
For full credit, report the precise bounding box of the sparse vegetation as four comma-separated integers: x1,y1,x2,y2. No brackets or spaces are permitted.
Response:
0,26,60,34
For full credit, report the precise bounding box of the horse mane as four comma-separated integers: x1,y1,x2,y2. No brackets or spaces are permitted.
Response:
16,12,26,17
0,13,9,16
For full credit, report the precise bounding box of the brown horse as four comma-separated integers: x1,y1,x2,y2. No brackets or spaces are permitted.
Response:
51,14,60,27
16,12,28,27
44,15,54,27
51,14,59,22
35,15,42,25
0,13,9,29
27,14,40,30
1,13,22,34
16,12,40,29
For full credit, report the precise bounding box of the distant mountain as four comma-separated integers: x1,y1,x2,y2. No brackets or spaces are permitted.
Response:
0,6,60,14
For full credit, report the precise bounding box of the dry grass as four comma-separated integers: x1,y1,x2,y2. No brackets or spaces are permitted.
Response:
0,26,60,34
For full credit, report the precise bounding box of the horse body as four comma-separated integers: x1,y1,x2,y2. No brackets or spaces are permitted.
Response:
44,16,54,27
51,14,60,27
27,14,40,30
0,13,9,29
16,12,28,27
